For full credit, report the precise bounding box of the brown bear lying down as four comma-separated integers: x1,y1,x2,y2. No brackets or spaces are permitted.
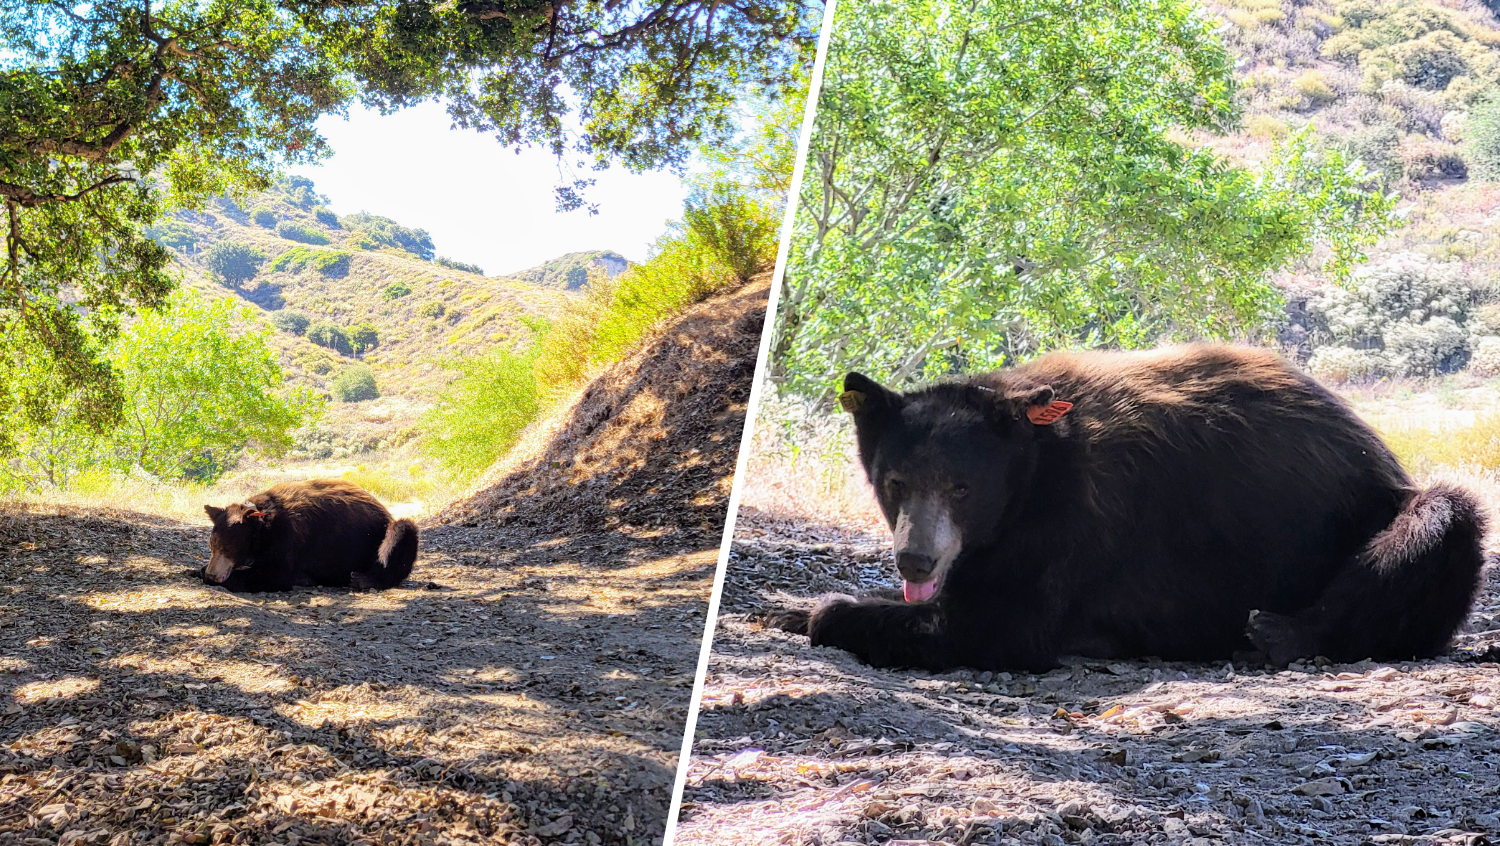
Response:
202,478,418,593
769,344,1488,671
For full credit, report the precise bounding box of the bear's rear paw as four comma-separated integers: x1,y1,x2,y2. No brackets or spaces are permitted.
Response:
759,607,811,635
1247,609,1313,667
350,572,378,591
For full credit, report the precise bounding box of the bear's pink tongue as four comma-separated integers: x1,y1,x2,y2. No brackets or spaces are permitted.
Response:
904,579,937,602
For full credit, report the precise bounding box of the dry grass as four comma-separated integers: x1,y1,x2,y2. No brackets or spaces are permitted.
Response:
736,390,884,533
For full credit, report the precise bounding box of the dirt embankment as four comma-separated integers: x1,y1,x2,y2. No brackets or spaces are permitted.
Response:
677,507,1500,846
0,275,768,846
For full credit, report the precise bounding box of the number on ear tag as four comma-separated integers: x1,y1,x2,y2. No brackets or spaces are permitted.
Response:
1026,400,1073,425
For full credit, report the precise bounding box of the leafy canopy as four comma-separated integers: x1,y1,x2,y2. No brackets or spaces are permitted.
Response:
0,0,820,447
771,0,1396,396
0,0,341,436
1,290,321,488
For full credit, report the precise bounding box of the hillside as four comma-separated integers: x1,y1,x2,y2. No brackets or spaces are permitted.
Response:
150,177,612,400
501,250,633,290
1205,0,1500,287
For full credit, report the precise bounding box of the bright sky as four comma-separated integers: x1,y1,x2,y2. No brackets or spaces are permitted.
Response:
287,101,688,275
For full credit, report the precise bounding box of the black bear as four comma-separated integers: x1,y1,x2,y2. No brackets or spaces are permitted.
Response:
202,478,418,592
769,345,1488,671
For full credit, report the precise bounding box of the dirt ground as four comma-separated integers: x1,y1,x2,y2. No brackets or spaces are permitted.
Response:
0,278,768,846
676,506,1500,846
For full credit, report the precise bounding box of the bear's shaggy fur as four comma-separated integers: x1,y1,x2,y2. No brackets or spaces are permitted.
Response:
203,478,418,592
770,345,1489,671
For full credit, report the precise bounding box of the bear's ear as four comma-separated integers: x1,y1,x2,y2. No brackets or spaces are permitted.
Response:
204,505,225,522
990,384,1074,426
839,372,903,419
999,383,1073,426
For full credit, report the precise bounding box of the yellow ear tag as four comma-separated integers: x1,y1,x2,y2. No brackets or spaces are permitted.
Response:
838,390,866,413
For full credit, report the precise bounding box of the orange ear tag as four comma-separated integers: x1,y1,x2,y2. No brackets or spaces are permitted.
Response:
1026,400,1073,425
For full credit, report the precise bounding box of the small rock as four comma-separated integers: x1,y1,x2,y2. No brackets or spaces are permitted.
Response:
1293,778,1347,797
1245,798,1266,827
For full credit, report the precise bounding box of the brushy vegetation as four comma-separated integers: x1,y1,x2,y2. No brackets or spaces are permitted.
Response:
436,256,484,275
203,242,265,287
342,212,434,260
331,365,379,402
349,322,379,355
269,246,351,276
421,182,781,479
306,321,353,355
1,291,321,490
421,343,542,477
1469,91,1500,180
275,220,330,245
270,311,311,335
146,220,197,252
1296,252,1478,378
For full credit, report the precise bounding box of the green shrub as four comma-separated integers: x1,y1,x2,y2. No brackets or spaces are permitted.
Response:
275,220,330,245
251,207,277,227
349,322,379,355
275,175,324,209
307,321,353,355
1403,140,1468,180
313,206,341,227
1470,336,1500,375
202,241,265,286
418,301,446,318
383,281,413,300
421,345,540,478
1472,302,1500,334
1387,30,1469,90
340,212,434,260
10,290,323,485
269,247,351,277
682,181,780,284
1344,123,1403,185
420,185,779,478
270,311,311,335
1309,252,1472,376
1467,91,1500,180
146,220,197,251
1294,71,1338,107
435,256,484,275
331,365,379,402
1307,346,1388,382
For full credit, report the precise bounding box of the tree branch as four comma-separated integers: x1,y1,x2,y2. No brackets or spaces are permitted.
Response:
0,176,134,208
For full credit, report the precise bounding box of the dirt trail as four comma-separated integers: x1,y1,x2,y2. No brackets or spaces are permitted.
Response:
0,276,768,846
677,507,1500,846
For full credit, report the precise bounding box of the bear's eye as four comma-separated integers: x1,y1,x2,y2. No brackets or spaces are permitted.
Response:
952,483,969,500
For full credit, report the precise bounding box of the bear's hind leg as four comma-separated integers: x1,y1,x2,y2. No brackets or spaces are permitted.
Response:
1249,485,1487,664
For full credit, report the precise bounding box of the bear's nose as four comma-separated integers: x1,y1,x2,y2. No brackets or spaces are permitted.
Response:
896,551,937,581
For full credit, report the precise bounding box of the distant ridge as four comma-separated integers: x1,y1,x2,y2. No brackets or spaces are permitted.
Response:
502,250,632,289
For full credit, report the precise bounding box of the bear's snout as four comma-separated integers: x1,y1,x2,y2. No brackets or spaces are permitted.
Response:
896,551,937,582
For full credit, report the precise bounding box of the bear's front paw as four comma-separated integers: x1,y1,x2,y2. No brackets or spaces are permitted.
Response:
1246,609,1311,667
350,572,377,591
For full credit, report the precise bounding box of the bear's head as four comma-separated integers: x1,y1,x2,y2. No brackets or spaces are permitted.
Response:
202,502,268,584
839,372,1073,601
